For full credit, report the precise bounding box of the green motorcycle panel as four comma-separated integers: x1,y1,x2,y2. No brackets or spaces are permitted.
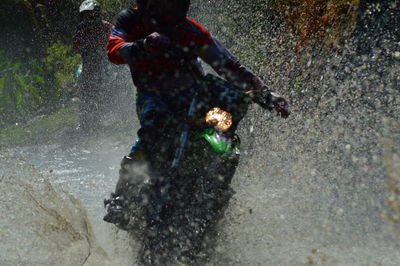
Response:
196,129,240,159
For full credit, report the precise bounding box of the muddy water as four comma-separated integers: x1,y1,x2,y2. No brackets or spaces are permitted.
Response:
0,139,138,265
2,74,400,265
1,90,400,266
1,116,399,266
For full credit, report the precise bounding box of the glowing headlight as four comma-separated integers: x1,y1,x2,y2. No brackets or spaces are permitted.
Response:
205,107,233,132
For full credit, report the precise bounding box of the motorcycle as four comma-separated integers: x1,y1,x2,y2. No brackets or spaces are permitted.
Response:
104,51,275,264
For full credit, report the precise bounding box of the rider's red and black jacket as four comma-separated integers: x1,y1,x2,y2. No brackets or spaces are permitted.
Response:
107,8,265,94
73,20,114,73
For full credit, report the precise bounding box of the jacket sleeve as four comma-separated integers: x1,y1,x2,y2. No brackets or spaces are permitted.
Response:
196,37,266,91
106,9,146,65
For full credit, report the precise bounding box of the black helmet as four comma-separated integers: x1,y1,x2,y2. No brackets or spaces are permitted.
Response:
136,0,190,20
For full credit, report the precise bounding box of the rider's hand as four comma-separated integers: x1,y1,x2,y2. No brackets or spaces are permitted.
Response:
251,87,290,118
144,32,172,53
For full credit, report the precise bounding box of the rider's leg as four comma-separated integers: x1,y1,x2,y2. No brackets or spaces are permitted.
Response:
78,72,102,133
115,139,148,196
104,94,169,226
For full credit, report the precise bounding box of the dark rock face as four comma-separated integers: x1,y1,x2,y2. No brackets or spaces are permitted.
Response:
355,0,400,55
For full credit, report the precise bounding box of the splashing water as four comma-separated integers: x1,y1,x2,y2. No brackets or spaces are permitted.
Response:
1,1,400,265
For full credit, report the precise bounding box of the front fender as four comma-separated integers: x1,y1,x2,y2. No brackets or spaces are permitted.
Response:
196,128,240,160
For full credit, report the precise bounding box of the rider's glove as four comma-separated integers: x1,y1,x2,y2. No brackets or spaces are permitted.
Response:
144,32,172,53
251,87,291,118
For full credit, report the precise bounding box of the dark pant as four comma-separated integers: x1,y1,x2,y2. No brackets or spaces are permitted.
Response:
131,91,194,155
77,71,105,132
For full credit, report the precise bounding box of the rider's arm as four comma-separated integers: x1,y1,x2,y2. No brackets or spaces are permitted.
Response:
195,37,290,118
195,37,266,91
107,9,146,65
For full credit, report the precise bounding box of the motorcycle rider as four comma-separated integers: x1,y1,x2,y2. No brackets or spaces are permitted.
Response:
104,0,290,224
73,0,113,133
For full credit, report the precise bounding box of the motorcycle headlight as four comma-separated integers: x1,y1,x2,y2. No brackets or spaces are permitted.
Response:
205,107,233,132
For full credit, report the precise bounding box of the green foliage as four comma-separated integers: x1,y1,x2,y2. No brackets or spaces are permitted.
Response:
0,42,80,128
45,41,81,88
0,52,40,126
0,105,79,146
98,0,135,21
293,75,304,91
